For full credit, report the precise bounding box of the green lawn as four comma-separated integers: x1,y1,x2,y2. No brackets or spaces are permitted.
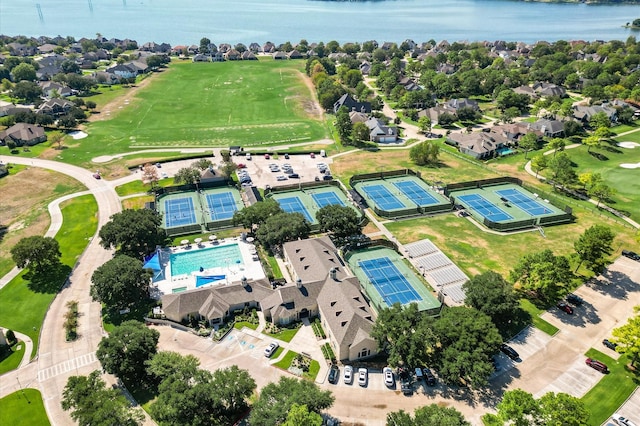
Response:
0,195,98,362
0,343,25,375
519,299,559,336
114,177,175,196
273,350,320,381
234,320,259,331
582,349,639,426
265,326,300,343
539,142,640,221
0,389,50,426
61,59,327,169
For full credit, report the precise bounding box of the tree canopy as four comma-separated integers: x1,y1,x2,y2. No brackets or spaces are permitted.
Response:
96,320,159,386
574,224,615,273
62,371,144,426
233,198,283,229
10,235,61,274
90,255,152,311
409,141,440,166
173,166,201,185
99,209,167,258
386,404,471,426
249,376,334,426
256,212,311,252
510,249,574,302
316,204,362,240
463,271,524,337
611,305,640,368
282,404,323,426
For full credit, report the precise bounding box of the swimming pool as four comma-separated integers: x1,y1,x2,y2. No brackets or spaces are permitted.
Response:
170,243,243,276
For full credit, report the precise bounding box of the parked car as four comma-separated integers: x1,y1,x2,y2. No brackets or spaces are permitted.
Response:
423,368,436,386
383,367,395,387
612,413,637,426
557,301,574,314
92,173,101,179
310,152,315,158
400,375,412,395
323,174,333,181
328,364,339,384
343,365,353,384
500,343,520,360
284,153,290,159
357,368,368,387
264,153,270,159
289,173,300,179
586,358,609,373
603,339,618,350
276,175,287,181
414,367,423,380
155,162,162,168
566,293,584,306
315,176,321,182
622,249,640,262
264,341,279,358
236,163,246,169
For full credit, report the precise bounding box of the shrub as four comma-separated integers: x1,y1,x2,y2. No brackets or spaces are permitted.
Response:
5,329,16,345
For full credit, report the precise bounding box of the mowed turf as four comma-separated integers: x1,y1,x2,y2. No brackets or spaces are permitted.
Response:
77,59,326,163
0,389,50,426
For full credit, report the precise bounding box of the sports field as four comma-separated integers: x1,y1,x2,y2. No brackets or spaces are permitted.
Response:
268,186,358,225
352,175,451,216
80,60,326,158
346,246,440,314
157,187,243,231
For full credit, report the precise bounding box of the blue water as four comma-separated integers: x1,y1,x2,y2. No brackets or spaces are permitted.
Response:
170,243,242,276
1,0,638,45
496,147,516,156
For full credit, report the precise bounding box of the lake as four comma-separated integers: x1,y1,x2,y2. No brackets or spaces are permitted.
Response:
1,0,638,45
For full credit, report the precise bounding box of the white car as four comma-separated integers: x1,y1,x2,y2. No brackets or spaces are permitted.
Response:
264,341,279,358
613,414,637,426
383,366,395,387
276,175,287,181
358,367,368,387
343,365,353,384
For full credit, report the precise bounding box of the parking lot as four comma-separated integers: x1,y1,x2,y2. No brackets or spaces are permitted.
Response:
234,152,333,189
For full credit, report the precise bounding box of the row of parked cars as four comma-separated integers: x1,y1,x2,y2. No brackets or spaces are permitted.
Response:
327,364,437,395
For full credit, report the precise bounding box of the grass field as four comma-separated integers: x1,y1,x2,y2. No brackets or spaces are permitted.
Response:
0,343,25,375
114,177,175,196
0,389,50,426
61,59,326,169
0,195,98,361
582,349,639,426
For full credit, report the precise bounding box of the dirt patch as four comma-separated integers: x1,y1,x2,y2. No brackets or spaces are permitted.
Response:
295,70,324,121
122,196,154,210
0,168,84,273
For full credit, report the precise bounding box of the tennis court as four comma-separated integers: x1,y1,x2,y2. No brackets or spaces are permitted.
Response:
278,196,314,222
205,191,239,221
457,194,513,222
311,191,345,208
164,197,198,227
360,184,406,210
359,257,423,306
495,188,552,216
393,180,440,207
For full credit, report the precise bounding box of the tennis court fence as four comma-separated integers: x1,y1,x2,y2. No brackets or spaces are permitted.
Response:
264,180,342,196
349,168,421,187
154,179,235,196
443,176,522,196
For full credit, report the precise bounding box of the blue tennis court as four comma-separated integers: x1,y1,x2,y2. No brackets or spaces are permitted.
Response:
205,192,238,221
360,184,406,210
358,257,423,306
277,196,314,222
393,180,439,207
310,191,345,208
458,194,513,222
495,188,553,216
165,197,198,227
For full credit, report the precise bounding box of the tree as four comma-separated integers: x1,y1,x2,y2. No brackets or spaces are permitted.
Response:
530,154,548,179
548,152,576,189
97,320,159,386
518,133,538,159
199,37,211,54
582,134,600,153
192,158,213,170
335,106,353,144
589,111,611,129
219,160,238,178
489,388,539,426
99,209,167,258
249,376,334,426
233,198,283,229
437,112,457,127
147,351,200,385
611,306,640,368
352,121,370,144
430,307,502,388
145,55,164,70
256,212,311,252
283,404,323,426
574,225,615,273
90,255,152,311
10,236,61,274
588,182,615,208
173,166,201,184
316,204,362,240
463,271,523,336
141,163,159,189
11,80,42,103
387,404,471,426
371,303,435,368
409,141,440,166
510,249,574,302
537,392,589,426
62,370,144,426
487,389,588,426
418,116,432,134
11,63,36,81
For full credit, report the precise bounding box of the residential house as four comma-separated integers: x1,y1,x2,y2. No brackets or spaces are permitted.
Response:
272,51,288,60
211,52,225,62
249,43,262,53
36,65,63,81
262,42,276,54
37,54,66,68
141,42,171,53
348,111,369,124
37,43,58,54
287,50,303,60
218,44,232,53
0,105,30,117
192,54,210,62
241,51,257,61
224,49,241,61
90,71,120,85
513,85,538,99
36,98,74,117
333,94,371,114
447,123,541,159
106,64,137,79
364,118,398,143
0,123,47,147
530,119,564,137
7,43,37,56
39,81,73,98
532,82,566,98
446,98,479,112
359,61,371,76
573,104,617,124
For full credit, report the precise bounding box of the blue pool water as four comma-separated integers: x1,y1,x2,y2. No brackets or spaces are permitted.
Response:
170,244,242,276
496,147,515,156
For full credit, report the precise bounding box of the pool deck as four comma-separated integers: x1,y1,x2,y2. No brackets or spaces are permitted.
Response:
151,238,267,297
